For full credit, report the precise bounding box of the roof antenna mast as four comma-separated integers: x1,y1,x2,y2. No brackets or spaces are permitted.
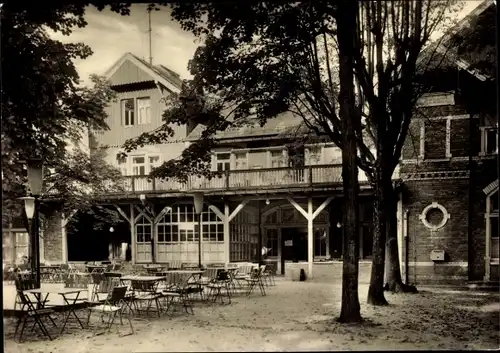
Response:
148,7,153,65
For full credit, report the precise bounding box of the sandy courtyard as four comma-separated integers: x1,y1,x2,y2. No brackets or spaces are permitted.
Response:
4,278,499,352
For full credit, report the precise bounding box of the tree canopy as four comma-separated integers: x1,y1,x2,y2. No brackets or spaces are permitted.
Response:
1,3,130,226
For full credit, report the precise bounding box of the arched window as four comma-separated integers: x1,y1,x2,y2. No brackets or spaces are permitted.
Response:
135,215,152,263
487,190,499,260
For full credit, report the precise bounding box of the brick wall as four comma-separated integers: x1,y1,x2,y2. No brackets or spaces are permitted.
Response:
404,178,470,285
42,211,64,263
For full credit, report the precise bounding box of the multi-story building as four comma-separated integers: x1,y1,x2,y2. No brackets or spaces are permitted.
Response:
37,0,497,285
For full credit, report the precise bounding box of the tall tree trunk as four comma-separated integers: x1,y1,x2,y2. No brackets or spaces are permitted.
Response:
367,168,389,305
336,0,362,324
384,181,418,293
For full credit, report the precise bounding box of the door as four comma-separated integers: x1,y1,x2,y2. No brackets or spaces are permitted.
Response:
280,227,308,274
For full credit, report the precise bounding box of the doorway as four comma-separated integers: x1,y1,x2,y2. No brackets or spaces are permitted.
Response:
281,227,308,274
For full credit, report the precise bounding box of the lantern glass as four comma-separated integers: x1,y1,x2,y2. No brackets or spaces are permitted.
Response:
27,159,44,196
20,196,35,220
193,193,204,215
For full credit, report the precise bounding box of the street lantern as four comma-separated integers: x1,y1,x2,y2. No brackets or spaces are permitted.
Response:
26,158,44,196
193,193,204,268
193,192,204,215
19,158,44,288
19,196,35,220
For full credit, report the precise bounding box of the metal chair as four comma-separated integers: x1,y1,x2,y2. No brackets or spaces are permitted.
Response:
205,269,232,305
13,276,57,342
86,286,134,335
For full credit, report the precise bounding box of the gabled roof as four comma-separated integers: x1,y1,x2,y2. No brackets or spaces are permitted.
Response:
431,0,496,81
104,52,183,92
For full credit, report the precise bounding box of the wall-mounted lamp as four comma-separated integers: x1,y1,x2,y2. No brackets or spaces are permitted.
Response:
265,199,270,205
336,222,342,228
109,227,114,233
139,194,146,205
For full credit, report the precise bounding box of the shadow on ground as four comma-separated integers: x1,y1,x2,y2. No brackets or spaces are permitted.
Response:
4,279,499,352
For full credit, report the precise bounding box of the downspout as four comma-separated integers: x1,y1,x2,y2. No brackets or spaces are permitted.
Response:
403,209,409,284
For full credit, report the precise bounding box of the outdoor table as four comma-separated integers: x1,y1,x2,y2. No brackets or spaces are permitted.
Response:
120,275,167,281
24,287,87,335
86,265,106,273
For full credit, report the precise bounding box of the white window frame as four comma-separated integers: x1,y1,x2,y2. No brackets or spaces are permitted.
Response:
215,152,231,172
480,126,498,156
137,97,151,125
117,156,128,176
148,155,161,174
234,151,248,170
121,98,135,127
306,145,324,165
269,149,286,168
156,205,224,263
131,155,146,176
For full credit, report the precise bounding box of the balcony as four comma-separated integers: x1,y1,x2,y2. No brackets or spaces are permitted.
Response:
100,164,401,196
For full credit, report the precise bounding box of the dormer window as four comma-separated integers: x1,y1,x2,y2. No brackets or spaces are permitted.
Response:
122,99,135,127
481,126,498,155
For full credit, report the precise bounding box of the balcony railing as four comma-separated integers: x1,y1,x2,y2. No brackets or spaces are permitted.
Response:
100,164,401,195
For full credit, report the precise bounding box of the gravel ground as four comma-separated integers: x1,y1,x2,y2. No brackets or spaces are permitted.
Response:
4,278,499,352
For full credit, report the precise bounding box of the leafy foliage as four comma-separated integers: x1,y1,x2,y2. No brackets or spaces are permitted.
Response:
1,1,133,226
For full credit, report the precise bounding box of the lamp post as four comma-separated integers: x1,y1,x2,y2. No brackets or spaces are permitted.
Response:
193,193,204,269
21,158,44,288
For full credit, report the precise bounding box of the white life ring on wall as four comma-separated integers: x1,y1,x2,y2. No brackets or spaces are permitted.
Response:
419,202,450,231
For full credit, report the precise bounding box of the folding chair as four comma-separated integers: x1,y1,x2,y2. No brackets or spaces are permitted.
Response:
162,273,194,315
64,274,90,304
13,279,57,342
130,280,162,318
244,267,266,296
205,269,232,305
86,286,134,336
169,260,182,270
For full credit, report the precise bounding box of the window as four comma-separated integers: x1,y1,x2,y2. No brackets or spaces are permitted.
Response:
132,156,146,176
121,99,135,126
270,150,285,168
234,152,248,170
216,153,230,172
484,128,498,155
137,97,151,125
136,219,152,243
156,204,224,263
487,190,499,260
314,228,327,257
266,229,278,257
15,232,29,263
307,146,322,165
230,211,256,261
117,156,127,175
149,156,160,174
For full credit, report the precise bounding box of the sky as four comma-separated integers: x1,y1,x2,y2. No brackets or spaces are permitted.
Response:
49,2,482,86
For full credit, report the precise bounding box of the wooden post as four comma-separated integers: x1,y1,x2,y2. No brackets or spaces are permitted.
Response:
287,196,334,279
224,203,230,266
307,198,313,277
130,205,136,264
277,227,282,274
